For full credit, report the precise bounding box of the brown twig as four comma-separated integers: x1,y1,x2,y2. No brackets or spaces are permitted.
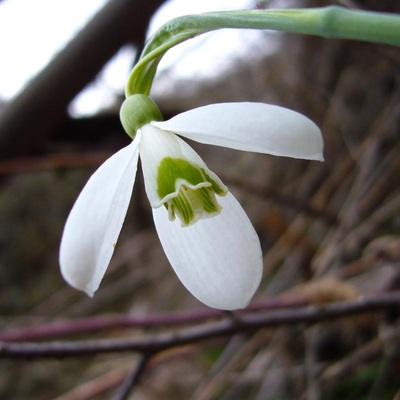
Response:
112,355,150,400
1,292,399,360
0,152,111,175
0,296,307,342
222,174,338,225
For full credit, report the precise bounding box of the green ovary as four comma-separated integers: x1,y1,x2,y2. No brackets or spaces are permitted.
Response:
157,157,228,227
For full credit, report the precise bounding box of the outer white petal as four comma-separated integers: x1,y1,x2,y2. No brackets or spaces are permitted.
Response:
59,138,140,296
152,102,324,161
153,192,263,310
139,124,225,208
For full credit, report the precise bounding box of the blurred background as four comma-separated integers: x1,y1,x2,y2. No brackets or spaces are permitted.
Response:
0,0,399,399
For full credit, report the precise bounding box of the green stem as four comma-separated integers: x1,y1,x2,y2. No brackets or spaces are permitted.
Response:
125,6,400,96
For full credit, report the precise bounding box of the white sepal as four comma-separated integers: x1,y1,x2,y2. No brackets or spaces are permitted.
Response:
152,192,263,310
59,138,140,296
153,102,324,161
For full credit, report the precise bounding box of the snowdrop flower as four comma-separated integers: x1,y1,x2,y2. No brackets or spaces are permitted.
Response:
60,95,323,310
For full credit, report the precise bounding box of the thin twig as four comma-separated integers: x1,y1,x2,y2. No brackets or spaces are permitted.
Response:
0,152,111,175
112,355,150,400
0,296,307,342
305,326,321,400
222,174,338,225
1,292,399,360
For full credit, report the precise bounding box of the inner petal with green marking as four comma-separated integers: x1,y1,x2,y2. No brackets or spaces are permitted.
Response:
157,157,228,227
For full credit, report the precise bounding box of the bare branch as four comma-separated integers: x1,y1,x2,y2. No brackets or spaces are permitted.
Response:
112,355,150,400
0,296,307,342
1,292,399,360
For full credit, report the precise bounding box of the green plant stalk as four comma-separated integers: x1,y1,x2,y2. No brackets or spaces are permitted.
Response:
125,6,400,96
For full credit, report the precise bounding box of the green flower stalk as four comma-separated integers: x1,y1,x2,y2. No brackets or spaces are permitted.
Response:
127,6,400,96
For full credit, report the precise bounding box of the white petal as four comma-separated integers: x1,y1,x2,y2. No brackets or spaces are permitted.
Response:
59,139,140,296
139,124,225,207
153,192,263,310
152,102,324,161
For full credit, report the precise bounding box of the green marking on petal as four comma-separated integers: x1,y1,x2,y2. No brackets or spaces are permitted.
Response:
157,157,227,227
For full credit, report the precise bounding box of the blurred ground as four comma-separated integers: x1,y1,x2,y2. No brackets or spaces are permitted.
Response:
0,1,400,399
